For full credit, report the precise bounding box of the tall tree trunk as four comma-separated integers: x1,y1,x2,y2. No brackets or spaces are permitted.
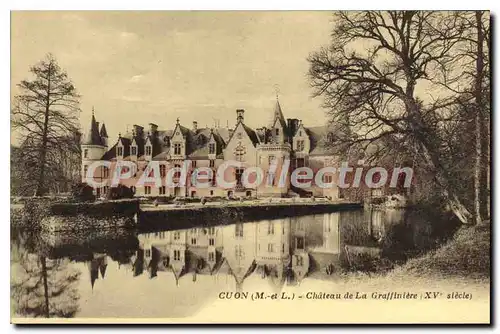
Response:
474,11,484,224
40,256,50,318
35,63,52,196
406,82,473,225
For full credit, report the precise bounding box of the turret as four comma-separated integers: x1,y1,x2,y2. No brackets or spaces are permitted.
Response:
81,109,106,182
269,97,288,144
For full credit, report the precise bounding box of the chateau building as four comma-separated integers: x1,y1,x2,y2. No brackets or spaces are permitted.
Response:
81,98,340,199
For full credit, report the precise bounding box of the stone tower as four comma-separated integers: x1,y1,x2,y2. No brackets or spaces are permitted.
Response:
81,110,106,182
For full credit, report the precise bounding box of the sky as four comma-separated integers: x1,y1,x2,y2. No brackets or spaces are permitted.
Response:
11,11,333,141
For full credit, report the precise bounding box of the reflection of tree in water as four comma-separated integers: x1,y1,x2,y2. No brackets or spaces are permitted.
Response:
381,208,460,262
11,246,80,318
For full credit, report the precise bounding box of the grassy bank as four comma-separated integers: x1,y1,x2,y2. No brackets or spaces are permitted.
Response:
392,222,490,280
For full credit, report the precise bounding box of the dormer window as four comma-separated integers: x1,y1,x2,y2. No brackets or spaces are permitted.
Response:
117,146,123,157
131,146,137,156
209,143,216,154
174,143,181,155
145,145,152,156
296,140,305,152
275,128,279,136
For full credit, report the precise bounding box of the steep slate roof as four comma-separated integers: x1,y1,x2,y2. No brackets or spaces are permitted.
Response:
99,123,108,138
82,114,104,146
271,99,289,137
242,124,260,146
214,128,231,143
189,128,227,159
255,128,268,143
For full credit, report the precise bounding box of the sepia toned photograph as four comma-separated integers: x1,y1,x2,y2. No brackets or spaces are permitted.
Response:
10,10,490,324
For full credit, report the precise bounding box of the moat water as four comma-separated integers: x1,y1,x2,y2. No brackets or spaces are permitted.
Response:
11,207,458,319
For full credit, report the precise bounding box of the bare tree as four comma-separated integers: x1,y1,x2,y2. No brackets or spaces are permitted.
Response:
11,54,81,196
308,11,488,225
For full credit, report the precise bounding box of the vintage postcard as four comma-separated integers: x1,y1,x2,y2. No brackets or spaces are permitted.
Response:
10,11,491,324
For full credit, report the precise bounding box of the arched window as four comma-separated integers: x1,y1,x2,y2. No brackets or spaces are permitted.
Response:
327,133,335,143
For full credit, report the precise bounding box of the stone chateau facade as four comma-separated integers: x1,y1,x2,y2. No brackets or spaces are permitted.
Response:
81,98,341,199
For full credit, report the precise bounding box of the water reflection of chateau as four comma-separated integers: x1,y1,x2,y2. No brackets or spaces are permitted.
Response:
83,210,406,290
124,210,395,291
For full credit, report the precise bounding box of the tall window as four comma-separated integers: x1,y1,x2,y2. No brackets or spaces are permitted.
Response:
103,166,109,178
235,168,244,186
209,238,215,246
117,146,123,156
296,140,304,152
174,164,181,179
209,143,216,154
131,146,137,156
191,238,197,245
174,250,181,261
268,243,274,253
208,252,215,262
235,223,244,237
275,128,279,136
192,160,197,168
174,231,180,240
268,155,276,165
174,143,181,155
144,186,151,195
160,164,166,177
83,149,88,158
159,186,166,195
268,222,275,235
145,145,152,156
209,160,215,168
234,144,246,162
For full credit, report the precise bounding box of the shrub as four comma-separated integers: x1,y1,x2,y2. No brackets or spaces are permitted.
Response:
152,196,174,204
12,198,52,230
70,182,95,202
106,185,134,200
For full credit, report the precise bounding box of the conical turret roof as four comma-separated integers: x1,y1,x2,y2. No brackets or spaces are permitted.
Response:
82,113,104,146
99,123,108,138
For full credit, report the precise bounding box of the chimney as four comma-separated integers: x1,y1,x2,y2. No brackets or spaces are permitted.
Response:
236,109,245,123
193,121,198,132
287,118,299,137
149,123,158,135
133,125,144,137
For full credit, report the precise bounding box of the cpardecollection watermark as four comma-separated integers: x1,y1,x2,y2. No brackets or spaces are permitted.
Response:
83,159,414,190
